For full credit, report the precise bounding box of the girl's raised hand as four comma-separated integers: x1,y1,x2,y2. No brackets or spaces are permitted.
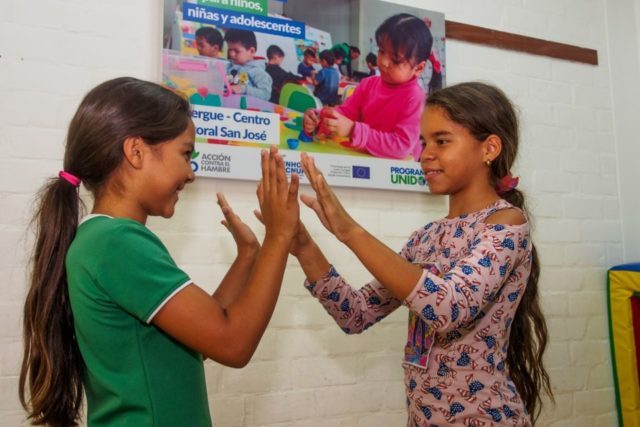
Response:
253,209,314,258
257,146,300,241
299,152,362,243
217,193,260,256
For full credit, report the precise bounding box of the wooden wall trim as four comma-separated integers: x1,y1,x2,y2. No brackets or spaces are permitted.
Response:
445,20,598,65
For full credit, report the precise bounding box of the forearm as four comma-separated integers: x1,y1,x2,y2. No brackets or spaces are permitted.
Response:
212,247,259,308
224,236,290,360
295,238,331,282
343,227,423,301
350,123,416,160
304,265,403,334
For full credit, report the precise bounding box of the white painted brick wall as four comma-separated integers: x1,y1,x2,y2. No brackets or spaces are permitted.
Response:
0,0,628,425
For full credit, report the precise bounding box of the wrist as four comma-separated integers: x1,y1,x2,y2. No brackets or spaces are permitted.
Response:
291,237,316,259
340,224,367,246
238,242,260,259
264,231,294,246
346,120,355,137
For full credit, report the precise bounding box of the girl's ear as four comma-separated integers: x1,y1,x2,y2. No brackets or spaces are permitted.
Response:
483,134,503,163
122,137,146,169
413,60,426,77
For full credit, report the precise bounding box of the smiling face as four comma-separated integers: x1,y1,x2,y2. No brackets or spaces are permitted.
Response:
419,106,490,196
139,121,196,218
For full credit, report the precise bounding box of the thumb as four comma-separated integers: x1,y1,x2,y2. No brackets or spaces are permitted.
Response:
300,193,318,210
253,209,265,225
300,194,332,232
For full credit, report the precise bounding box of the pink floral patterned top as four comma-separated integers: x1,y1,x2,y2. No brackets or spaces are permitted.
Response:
305,199,533,426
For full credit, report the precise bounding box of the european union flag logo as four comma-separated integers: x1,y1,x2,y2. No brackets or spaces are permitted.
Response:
352,165,370,179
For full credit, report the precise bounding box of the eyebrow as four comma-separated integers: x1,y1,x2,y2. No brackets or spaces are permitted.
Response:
429,131,454,138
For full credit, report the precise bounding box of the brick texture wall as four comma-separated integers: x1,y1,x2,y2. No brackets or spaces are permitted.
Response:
0,0,624,425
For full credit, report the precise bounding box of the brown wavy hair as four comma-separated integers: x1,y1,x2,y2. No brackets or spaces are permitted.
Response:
19,77,191,426
426,82,553,422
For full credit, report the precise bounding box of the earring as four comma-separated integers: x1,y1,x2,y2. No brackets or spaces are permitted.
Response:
485,160,492,167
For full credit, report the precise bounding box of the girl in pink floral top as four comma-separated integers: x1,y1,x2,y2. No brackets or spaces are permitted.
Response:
291,82,553,426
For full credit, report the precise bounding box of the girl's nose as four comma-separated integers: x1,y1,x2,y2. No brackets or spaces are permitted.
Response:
420,143,436,162
186,168,196,184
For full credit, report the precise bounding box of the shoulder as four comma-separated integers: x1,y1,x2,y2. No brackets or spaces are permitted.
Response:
361,76,378,87
79,216,145,235
409,221,438,242
484,208,527,226
88,217,163,249
249,62,268,73
408,80,426,97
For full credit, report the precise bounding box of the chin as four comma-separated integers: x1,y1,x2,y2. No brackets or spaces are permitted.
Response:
425,183,448,195
158,206,176,219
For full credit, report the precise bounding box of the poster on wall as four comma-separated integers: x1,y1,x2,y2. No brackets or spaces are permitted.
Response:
161,0,445,192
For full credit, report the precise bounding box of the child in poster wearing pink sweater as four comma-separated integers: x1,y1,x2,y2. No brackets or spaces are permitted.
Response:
302,13,433,161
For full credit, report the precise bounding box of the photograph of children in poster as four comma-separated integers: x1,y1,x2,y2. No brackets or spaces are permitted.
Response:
162,0,446,192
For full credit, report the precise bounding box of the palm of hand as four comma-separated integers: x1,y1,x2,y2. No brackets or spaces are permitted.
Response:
289,221,312,257
229,219,260,249
320,202,357,243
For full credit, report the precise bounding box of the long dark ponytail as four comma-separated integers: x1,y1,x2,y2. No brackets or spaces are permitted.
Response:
426,82,553,422
19,77,191,426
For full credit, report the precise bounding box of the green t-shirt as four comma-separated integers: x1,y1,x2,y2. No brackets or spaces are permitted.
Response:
67,215,212,426
332,42,351,65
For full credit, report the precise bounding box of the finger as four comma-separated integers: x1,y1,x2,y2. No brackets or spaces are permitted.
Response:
221,220,230,231
325,118,338,129
301,154,322,194
300,193,331,231
216,192,228,209
257,179,264,206
300,193,317,209
300,152,316,178
314,173,335,204
260,149,270,194
288,173,300,205
326,108,339,119
253,209,265,224
268,146,278,199
307,155,324,185
299,154,316,190
275,151,287,196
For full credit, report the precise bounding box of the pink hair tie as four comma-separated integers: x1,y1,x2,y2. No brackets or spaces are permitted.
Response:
495,172,519,195
59,171,81,187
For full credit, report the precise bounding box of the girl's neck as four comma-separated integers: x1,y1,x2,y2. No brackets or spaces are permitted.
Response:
446,185,500,218
381,76,416,88
92,196,147,225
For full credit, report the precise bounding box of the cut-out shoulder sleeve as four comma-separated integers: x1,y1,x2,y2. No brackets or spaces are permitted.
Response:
484,207,527,225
